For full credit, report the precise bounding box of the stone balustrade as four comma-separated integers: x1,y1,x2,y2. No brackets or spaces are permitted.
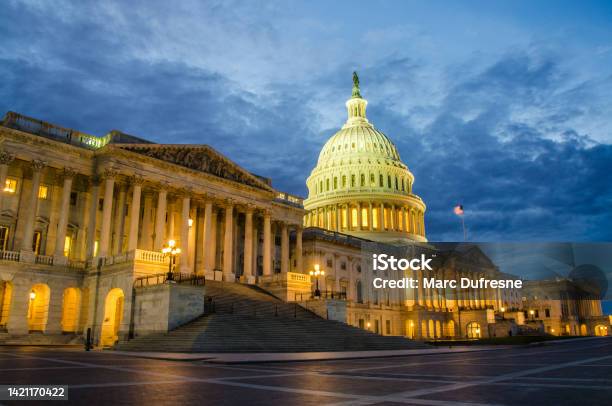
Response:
0,250,20,262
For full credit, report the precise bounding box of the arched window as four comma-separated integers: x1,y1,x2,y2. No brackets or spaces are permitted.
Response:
370,173,375,186
356,281,363,303
326,178,330,191
467,322,481,339
351,174,356,187
360,174,365,187
333,177,338,189
379,174,384,187
342,175,346,188
402,178,405,191
395,176,399,190
319,180,323,193
387,175,391,189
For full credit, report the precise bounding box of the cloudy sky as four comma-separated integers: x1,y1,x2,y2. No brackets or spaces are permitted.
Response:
2,0,612,242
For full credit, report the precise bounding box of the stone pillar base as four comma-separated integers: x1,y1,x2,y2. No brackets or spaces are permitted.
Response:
53,255,68,266
240,275,256,285
19,250,35,263
223,273,236,282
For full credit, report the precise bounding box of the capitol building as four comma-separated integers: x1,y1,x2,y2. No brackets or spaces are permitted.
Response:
0,73,608,349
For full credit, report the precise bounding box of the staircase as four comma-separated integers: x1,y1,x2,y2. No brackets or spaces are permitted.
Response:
115,281,430,353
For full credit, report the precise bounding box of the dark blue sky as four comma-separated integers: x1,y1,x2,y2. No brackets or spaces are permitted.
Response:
1,0,612,242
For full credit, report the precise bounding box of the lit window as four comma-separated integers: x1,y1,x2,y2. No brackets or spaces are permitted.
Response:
0,226,9,250
63,236,72,257
32,231,41,255
351,207,358,227
93,240,99,257
361,208,368,227
4,178,17,193
38,185,49,199
372,208,379,229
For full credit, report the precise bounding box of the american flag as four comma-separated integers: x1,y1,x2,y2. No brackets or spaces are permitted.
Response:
454,205,464,216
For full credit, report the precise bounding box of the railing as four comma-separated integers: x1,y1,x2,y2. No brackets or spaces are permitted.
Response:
1,111,110,150
35,255,54,265
68,260,86,270
275,191,304,207
263,271,311,284
133,272,205,288
135,249,166,263
295,290,347,301
0,250,20,262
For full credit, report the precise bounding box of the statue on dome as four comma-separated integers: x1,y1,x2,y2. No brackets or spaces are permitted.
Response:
352,71,361,98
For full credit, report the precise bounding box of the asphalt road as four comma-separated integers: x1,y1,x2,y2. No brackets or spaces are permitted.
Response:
0,337,610,405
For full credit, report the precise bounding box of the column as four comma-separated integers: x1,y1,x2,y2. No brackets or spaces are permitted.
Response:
126,176,143,252
179,195,190,272
167,201,175,241
85,179,100,258
357,202,362,230
153,187,167,250
281,222,289,273
209,209,217,270
402,207,408,233
379,203,385,231
111,184,126,255
335,205,341,231
20,160,45,253
368,202,374,231
141,193,153,250
223,202,234,279
97,169,116,258
202,200,213,274
53,168,76,260
0,151,15,209
243,207,254,280
390,204,395,230
263,211,272,276
252,224,258,274
295,226,303,273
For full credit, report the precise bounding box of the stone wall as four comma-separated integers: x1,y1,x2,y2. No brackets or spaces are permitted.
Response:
132,283,205,337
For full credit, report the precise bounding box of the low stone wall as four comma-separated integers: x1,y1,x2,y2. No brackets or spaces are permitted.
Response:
299,299,347,322
133,283,205,337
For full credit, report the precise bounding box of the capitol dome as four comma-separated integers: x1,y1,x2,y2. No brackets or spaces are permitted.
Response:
304,72,426,243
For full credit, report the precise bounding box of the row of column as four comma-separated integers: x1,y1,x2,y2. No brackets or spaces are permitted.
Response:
94,170,303,279
306,202,425,236
406,269,505,311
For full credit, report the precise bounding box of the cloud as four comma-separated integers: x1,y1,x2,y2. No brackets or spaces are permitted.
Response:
1,1,611,242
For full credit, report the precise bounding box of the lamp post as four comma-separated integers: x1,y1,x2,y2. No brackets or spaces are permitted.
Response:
529,309,535,321
500,306,505,320
309,264,325,298
161,239,181,282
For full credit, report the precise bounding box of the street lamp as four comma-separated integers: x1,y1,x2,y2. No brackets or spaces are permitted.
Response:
500,306,506,320
161,239,181,282
529,309,535,321
309,264,325,298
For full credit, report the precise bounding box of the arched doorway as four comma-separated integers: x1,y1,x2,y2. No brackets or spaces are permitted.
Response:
580,324,588,336
428,319,435,339
0,281,13,329
28,284,50,332
421,320,427,339
447,320,455,338
435,320,442,338
594,325,608,336
406,320,415,339
100,288,124,347
60,288,81,333
467,321,481,339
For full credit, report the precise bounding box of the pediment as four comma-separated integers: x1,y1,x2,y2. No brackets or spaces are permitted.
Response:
115,144,273,191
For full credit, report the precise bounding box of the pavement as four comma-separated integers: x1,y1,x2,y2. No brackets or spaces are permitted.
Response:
0,336,610,405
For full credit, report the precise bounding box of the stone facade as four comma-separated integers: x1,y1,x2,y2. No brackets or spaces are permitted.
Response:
0,111,304,346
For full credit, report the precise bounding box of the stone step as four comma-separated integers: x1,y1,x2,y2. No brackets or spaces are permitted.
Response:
116,281,430,353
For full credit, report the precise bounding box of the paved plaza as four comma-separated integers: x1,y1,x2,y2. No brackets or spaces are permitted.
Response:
0,337,610,405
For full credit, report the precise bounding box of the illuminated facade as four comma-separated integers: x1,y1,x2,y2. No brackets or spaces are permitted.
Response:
304,73,426,243
0,75,609,347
